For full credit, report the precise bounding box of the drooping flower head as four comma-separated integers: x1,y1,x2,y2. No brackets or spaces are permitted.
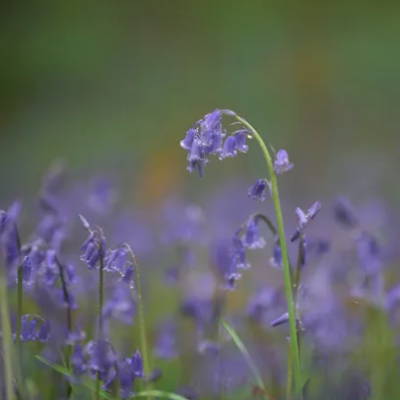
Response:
180,109,252,176
248,179,270,201
274,149,294,175
79,215,107,270
242,215,266,250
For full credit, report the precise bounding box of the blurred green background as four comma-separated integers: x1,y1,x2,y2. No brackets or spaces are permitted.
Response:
0,1,398,206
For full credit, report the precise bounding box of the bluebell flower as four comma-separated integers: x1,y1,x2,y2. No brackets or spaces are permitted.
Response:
120,264,135,287
234,131,249,153
180,109,242,175
117,359,135,399
88,177,117,215
248,179,269,201
201,110,225,155
291,201,322,242
180,125,197,150
101,368,117,392
86,339,117,380
22,256,35,285
333,197,358,229
129,349,144,378
154,320,178,360
164,266,179,285
219,135,238,159
247,286,280,321
269,238,282,268
104,246,128,273
180,297,216,328
36,320,51,342
79,215,106,270
243,216,266,250
231,230,249,270
14,314,50,343
71,343,87,380
20,315,38,342
211,237,242,290
307,238,330,256
103,283,136,325
66,323,87,345
274,149,293,175
356,231,382,274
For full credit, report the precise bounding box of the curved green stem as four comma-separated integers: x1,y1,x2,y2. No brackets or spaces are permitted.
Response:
125,245,151,391
235,115,302,395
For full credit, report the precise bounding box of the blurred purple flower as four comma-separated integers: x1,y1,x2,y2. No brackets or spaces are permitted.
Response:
86,339,117,381
211,237,242,291
71,343,87,380
103,283,136,325
154,320,178,360
333,197,359,229
128,349,144,378
274,149,293,175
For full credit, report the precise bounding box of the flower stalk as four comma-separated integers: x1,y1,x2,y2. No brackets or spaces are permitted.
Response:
125,244,151,393
235,115,302,396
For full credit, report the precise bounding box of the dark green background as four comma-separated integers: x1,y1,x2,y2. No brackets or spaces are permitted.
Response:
0,1,398,206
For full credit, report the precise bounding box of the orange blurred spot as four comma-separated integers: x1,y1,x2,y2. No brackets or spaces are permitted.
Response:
135,142,184,208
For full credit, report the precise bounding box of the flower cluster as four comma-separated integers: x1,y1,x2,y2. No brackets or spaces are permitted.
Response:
14,314,51,343
180,109,250,176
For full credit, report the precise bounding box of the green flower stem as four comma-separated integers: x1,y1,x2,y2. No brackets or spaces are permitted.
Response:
55,257,73,398
95,246,105,400
235,115,302,395
125,245,151,392
0,269,16,400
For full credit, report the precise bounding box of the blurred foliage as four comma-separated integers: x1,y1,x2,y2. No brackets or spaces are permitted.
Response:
0,1,399,204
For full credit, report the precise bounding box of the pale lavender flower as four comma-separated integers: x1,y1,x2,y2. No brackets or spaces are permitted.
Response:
274,149,293,175
219,136,238,159
154,320,178,360
234,131,249,153
243,216,266,250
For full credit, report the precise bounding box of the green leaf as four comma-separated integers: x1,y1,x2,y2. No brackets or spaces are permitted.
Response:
221,319,270,400
36,355,73,378
130,390,189,400
36,356,115,399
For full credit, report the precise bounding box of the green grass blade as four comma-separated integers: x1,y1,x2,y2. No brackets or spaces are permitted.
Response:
36,356,188,400
36,355,73,378
221,320,269,400
130,390,190,400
